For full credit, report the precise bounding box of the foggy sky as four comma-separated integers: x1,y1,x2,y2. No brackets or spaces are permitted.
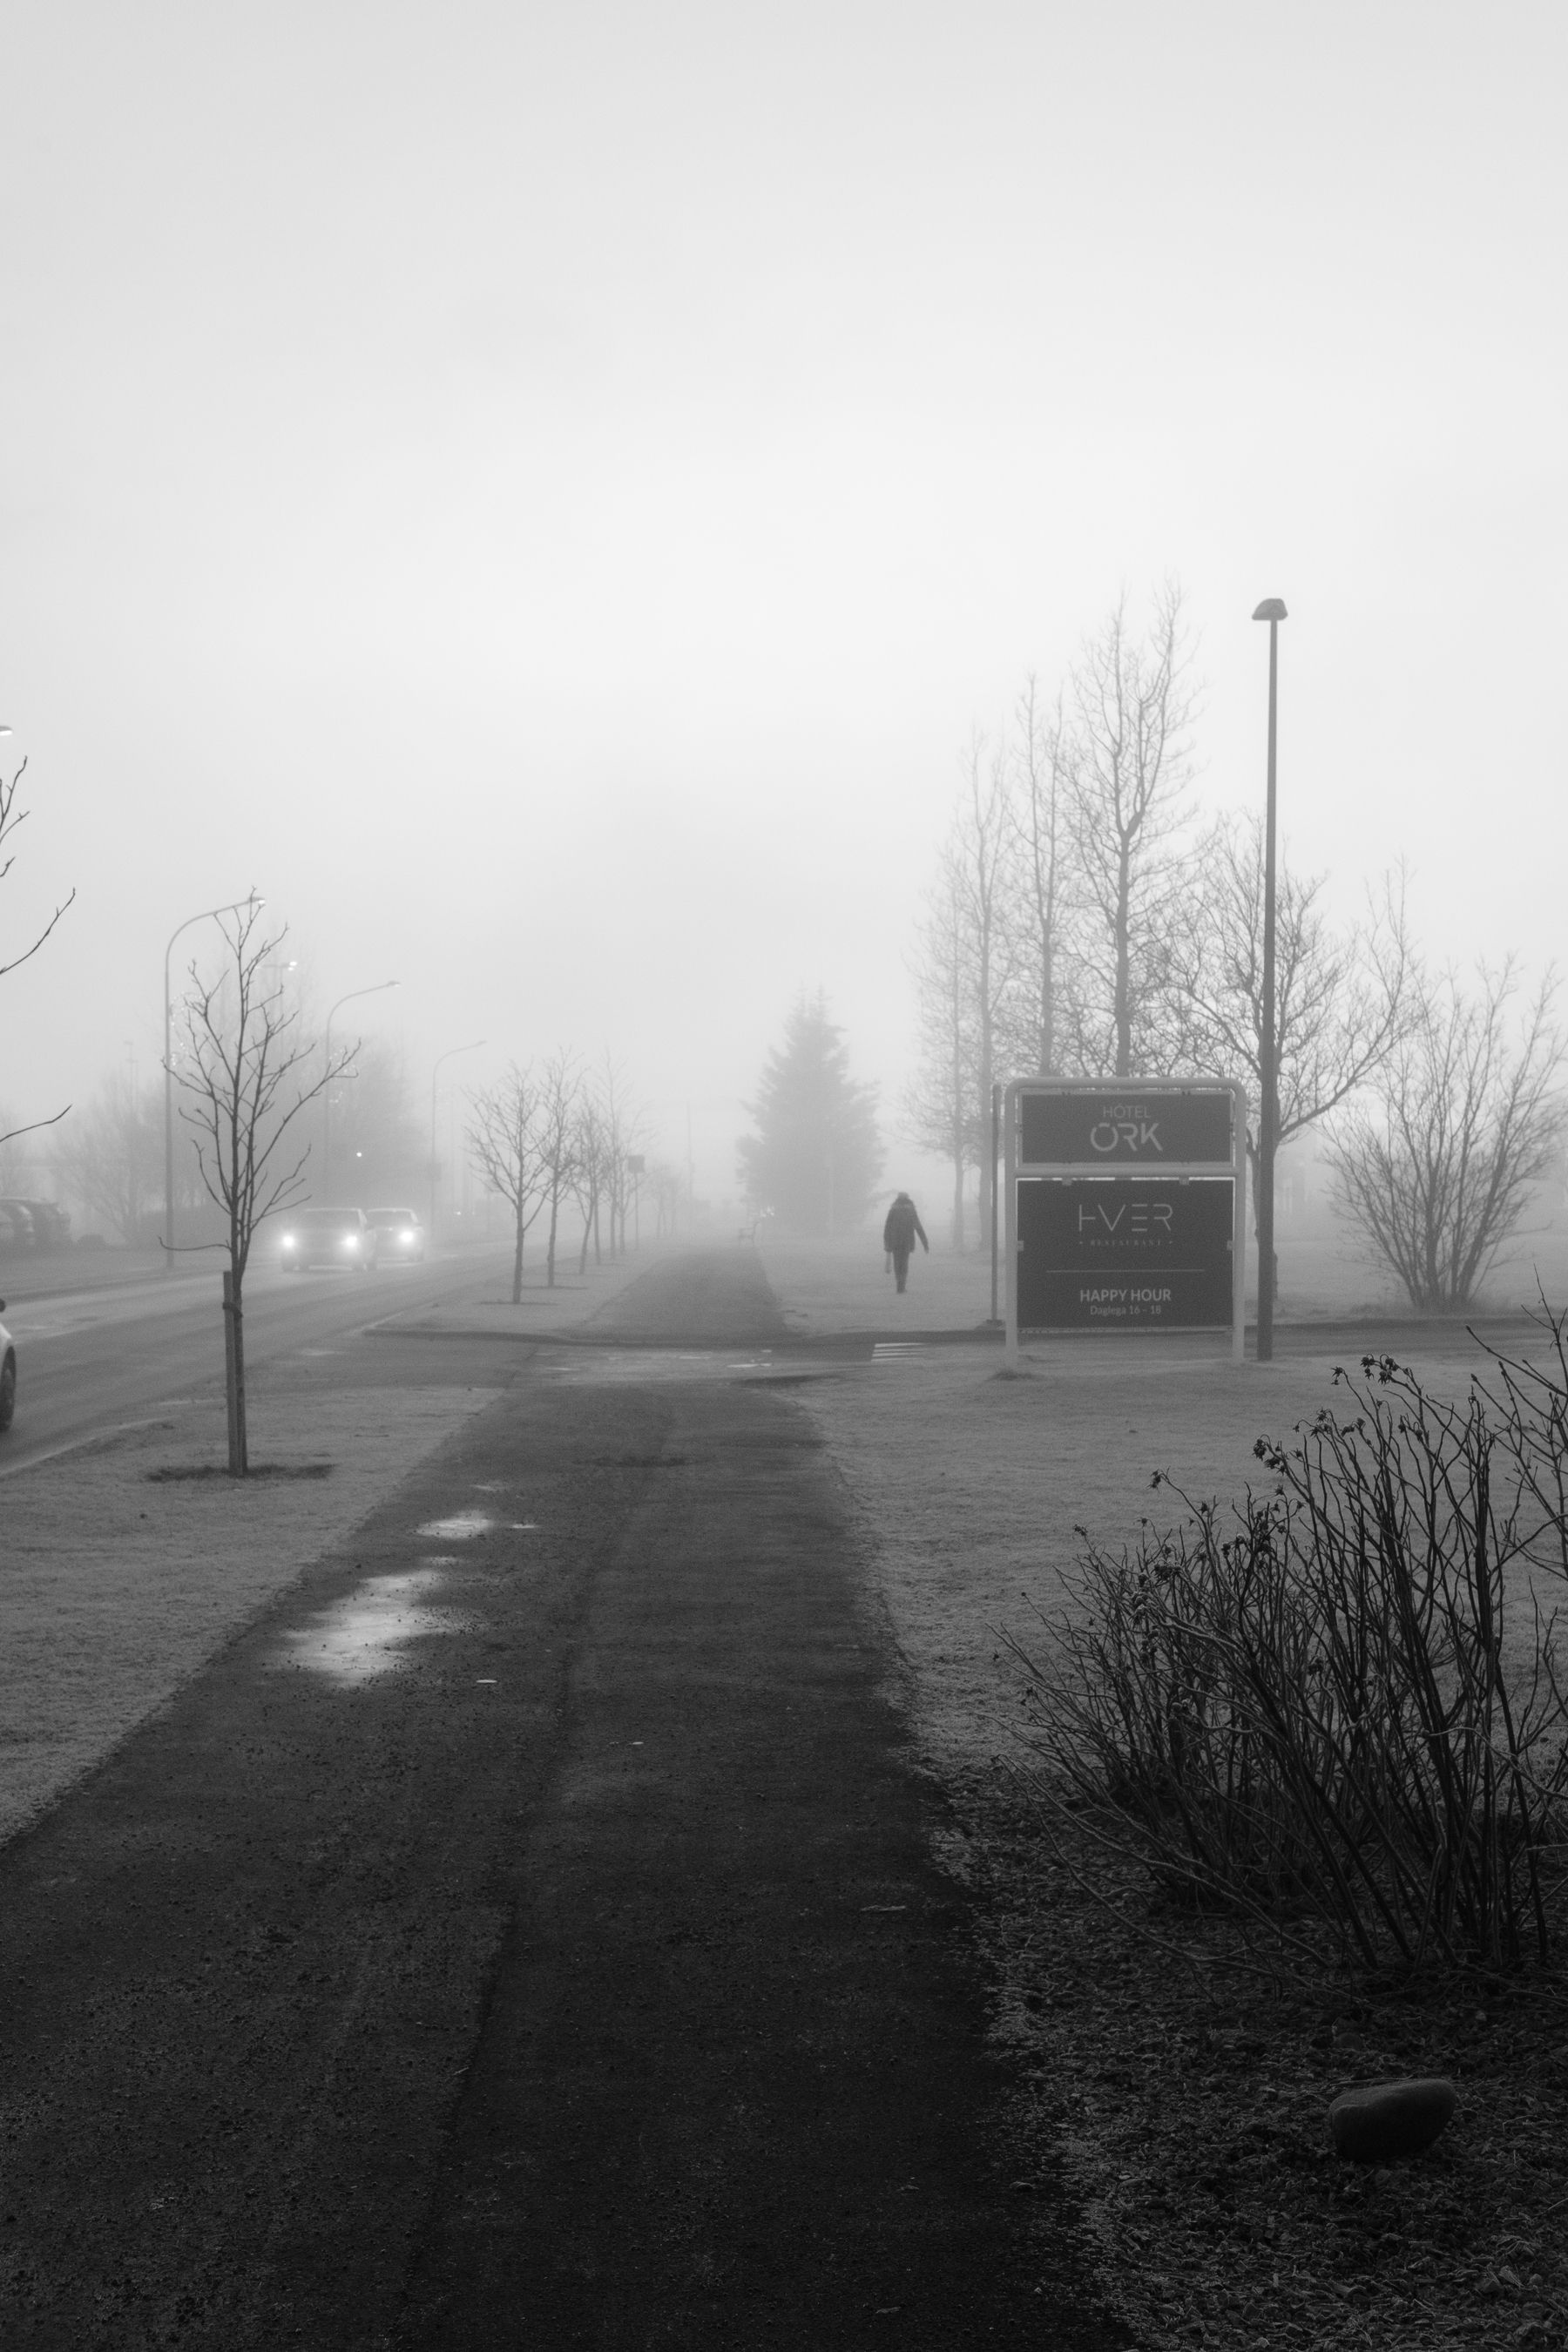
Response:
3,2,1564,1203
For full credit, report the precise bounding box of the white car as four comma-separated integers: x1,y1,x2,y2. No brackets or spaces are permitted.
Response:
367,1206,427,1264
0,1301,15,1432
278,1206,381,1273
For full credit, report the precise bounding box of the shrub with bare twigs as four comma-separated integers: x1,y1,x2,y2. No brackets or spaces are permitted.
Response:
1005,1333,1568,1982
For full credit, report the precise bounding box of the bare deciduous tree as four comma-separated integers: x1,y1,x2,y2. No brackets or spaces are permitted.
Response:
1,754,75,1150
467,1063,547,1303
596,1054,647,1260
1173,813,1412,1199
51,1071,163,1242
1008,674,1077,1079
571,1089,609,1273
905,847,976,1246
534,1050,582,1287
1067,583,1198,1078
951,735,1016,1246
904,740,1017,1249
176,904,348,1473
1327,961,1566,1312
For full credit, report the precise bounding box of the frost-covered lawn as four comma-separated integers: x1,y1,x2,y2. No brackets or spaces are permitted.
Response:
794,1333,1562,1769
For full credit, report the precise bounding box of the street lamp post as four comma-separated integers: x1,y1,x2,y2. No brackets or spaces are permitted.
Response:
164,892,262,1273
430,1040,485,1246
1252,598,1288,1362
322,981,399,1198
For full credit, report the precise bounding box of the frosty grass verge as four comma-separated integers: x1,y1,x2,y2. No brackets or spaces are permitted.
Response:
0,1386,490,1846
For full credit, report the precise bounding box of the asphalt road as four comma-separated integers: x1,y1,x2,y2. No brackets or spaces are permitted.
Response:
0,1249,1124,2350
0,1249,516,1476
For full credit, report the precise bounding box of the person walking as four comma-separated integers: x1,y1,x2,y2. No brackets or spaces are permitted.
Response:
882,1192,929,1294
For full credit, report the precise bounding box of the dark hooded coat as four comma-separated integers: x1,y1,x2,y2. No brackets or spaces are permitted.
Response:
882,1194,928,1256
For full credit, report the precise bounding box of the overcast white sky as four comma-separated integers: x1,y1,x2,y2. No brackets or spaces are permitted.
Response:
3,1,1564,1203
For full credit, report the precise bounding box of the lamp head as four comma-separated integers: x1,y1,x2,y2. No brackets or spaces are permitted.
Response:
1252,598,1288,623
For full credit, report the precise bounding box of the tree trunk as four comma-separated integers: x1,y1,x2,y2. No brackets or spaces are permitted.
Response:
1114,840,1133,1078
223,1267,247,1477
511,1202,524,1303
547,1186,560,1287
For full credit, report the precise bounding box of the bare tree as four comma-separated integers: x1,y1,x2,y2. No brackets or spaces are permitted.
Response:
1008,675,1077,1078
327,1039,427,1203
649,1159,686,1239
903,736,1018,1249
1327,961,1566,1312
597,1058,653,1260
176,904,349,1473
1173,813,1412,1201
596,1053,645,1260
1,754,75,1150
51,1071,163,1241
467,1063,547,1303
535,1049,582,1287
951,734,1017,1245
905,845,976,1246
571,1089,609,1273
1066,583,1198,1078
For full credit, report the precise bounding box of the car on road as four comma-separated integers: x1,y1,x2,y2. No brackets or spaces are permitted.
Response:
367,1206,427,1263
0,1202,37,1254
277,1206,380,1273
0,1301,15,1432
18,1199,71,1249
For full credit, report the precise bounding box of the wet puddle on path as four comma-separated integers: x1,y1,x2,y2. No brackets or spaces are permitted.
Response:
274,1560,477,1683
418,1509,496,1541
273,1497,541,1682
417,1510,537,1538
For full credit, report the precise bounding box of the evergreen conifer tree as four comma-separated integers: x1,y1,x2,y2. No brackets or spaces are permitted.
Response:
737,995,882,1233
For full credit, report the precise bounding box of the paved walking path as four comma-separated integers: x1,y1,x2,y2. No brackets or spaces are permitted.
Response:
0,1254,1121,2349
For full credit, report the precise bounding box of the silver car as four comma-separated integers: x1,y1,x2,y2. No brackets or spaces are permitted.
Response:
278,1206,381,1273
367,1206,427,1264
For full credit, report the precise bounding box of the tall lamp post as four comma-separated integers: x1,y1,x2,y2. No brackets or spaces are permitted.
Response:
430,1040,485,1246
322,981,399,1198
164,892,262,1273
1252,598,1288,1362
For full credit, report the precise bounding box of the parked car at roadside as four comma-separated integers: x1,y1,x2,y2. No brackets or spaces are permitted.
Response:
0,1301,16,1432
277,1206,380,1273
18,1200,71,1249
366,1206,427,1264
0,1202,37,1253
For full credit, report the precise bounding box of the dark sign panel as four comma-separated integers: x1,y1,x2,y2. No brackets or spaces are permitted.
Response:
1017,1179,1234,1330
1019,1086,1234,1166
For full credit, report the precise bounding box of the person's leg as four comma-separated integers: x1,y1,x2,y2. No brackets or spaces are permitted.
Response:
894,1247,909,1293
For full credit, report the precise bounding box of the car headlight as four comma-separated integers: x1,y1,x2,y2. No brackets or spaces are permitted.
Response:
344,1235,359,1251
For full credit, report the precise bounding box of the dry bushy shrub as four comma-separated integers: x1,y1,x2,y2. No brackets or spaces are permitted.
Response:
1006,1328,1568,1982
